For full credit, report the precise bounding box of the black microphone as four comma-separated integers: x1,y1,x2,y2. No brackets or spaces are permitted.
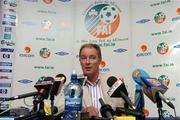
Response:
56,74,66,83
115,107,143,117
51,74,66,96
99,98,114,119
77,75,87,86
34,76,54,103
0,91,39,101
107,76,136,109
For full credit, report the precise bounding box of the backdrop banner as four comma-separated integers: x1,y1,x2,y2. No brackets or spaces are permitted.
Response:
0,0,179,117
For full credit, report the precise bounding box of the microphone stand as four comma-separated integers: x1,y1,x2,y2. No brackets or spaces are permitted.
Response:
50,93,55,118
24,95,46,120
124,102,129,109
33,99,38,112
18,101,46,120
135,88,145,120
155,92,165,120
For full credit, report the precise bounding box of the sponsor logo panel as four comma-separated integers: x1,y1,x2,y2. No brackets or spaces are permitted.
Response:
2,53,11,59
176,83,180,87
3,0,17,7
18,79,33,84
136,19,150,24
0,69,12,73
136,44,152,57
0,83,11,87
154,12,166,24
113,48,127,53
0,62,12,66
0,48,14,52
157,42,169,55
99,60,110,72
2,21,16,26
19,47,35,58
174,44,180,48
39,48,51,59
4,27,12,32
0,88,8,94
55,51,69,56
158,75,170,87
1,40,15,46
84,2,121,38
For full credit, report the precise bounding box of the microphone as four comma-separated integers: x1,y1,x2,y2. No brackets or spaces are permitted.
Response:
107,76,136,109
141,77,175,109
34,76,54,102
52,74,66,96
132,69,150,86
158,92,175,109
55,74,66,83
99,98,114,119
48,74,66,116
77,75,87,86
115,107,143,117
0,91,39,101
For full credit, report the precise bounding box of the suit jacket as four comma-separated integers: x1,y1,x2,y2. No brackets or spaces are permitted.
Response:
82,73,122,109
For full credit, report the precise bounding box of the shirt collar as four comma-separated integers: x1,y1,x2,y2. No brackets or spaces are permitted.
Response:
84,73,101,87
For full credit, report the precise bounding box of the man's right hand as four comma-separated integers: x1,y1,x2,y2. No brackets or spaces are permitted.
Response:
83,106,99,117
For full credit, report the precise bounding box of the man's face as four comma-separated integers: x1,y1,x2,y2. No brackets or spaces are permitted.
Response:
80,47,101,77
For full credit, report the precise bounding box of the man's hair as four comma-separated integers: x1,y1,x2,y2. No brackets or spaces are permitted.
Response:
79,43,102,60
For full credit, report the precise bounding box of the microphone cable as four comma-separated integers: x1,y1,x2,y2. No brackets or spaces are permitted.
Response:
23,98,34,107
0,104,12,116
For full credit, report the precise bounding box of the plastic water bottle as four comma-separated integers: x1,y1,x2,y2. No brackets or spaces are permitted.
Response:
62,70,83,120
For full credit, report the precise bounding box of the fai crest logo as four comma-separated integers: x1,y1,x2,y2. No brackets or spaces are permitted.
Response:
154,12,166,24
39,48,51,58
157,42,169,55
158,75,170,87
84,3,120,38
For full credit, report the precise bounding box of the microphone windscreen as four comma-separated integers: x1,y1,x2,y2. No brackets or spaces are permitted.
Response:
107,76,118,87
35,76,54,86
34,76,54,99
35,76,46,84
56,74,66,84
132,69,150,85
52,74,66,96
44,76,54,81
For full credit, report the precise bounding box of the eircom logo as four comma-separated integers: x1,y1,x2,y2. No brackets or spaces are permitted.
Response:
84,3,120,38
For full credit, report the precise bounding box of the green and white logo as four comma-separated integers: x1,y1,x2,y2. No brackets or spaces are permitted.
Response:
84,2,120,38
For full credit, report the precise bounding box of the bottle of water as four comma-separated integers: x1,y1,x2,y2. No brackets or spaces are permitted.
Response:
62,70,83,120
